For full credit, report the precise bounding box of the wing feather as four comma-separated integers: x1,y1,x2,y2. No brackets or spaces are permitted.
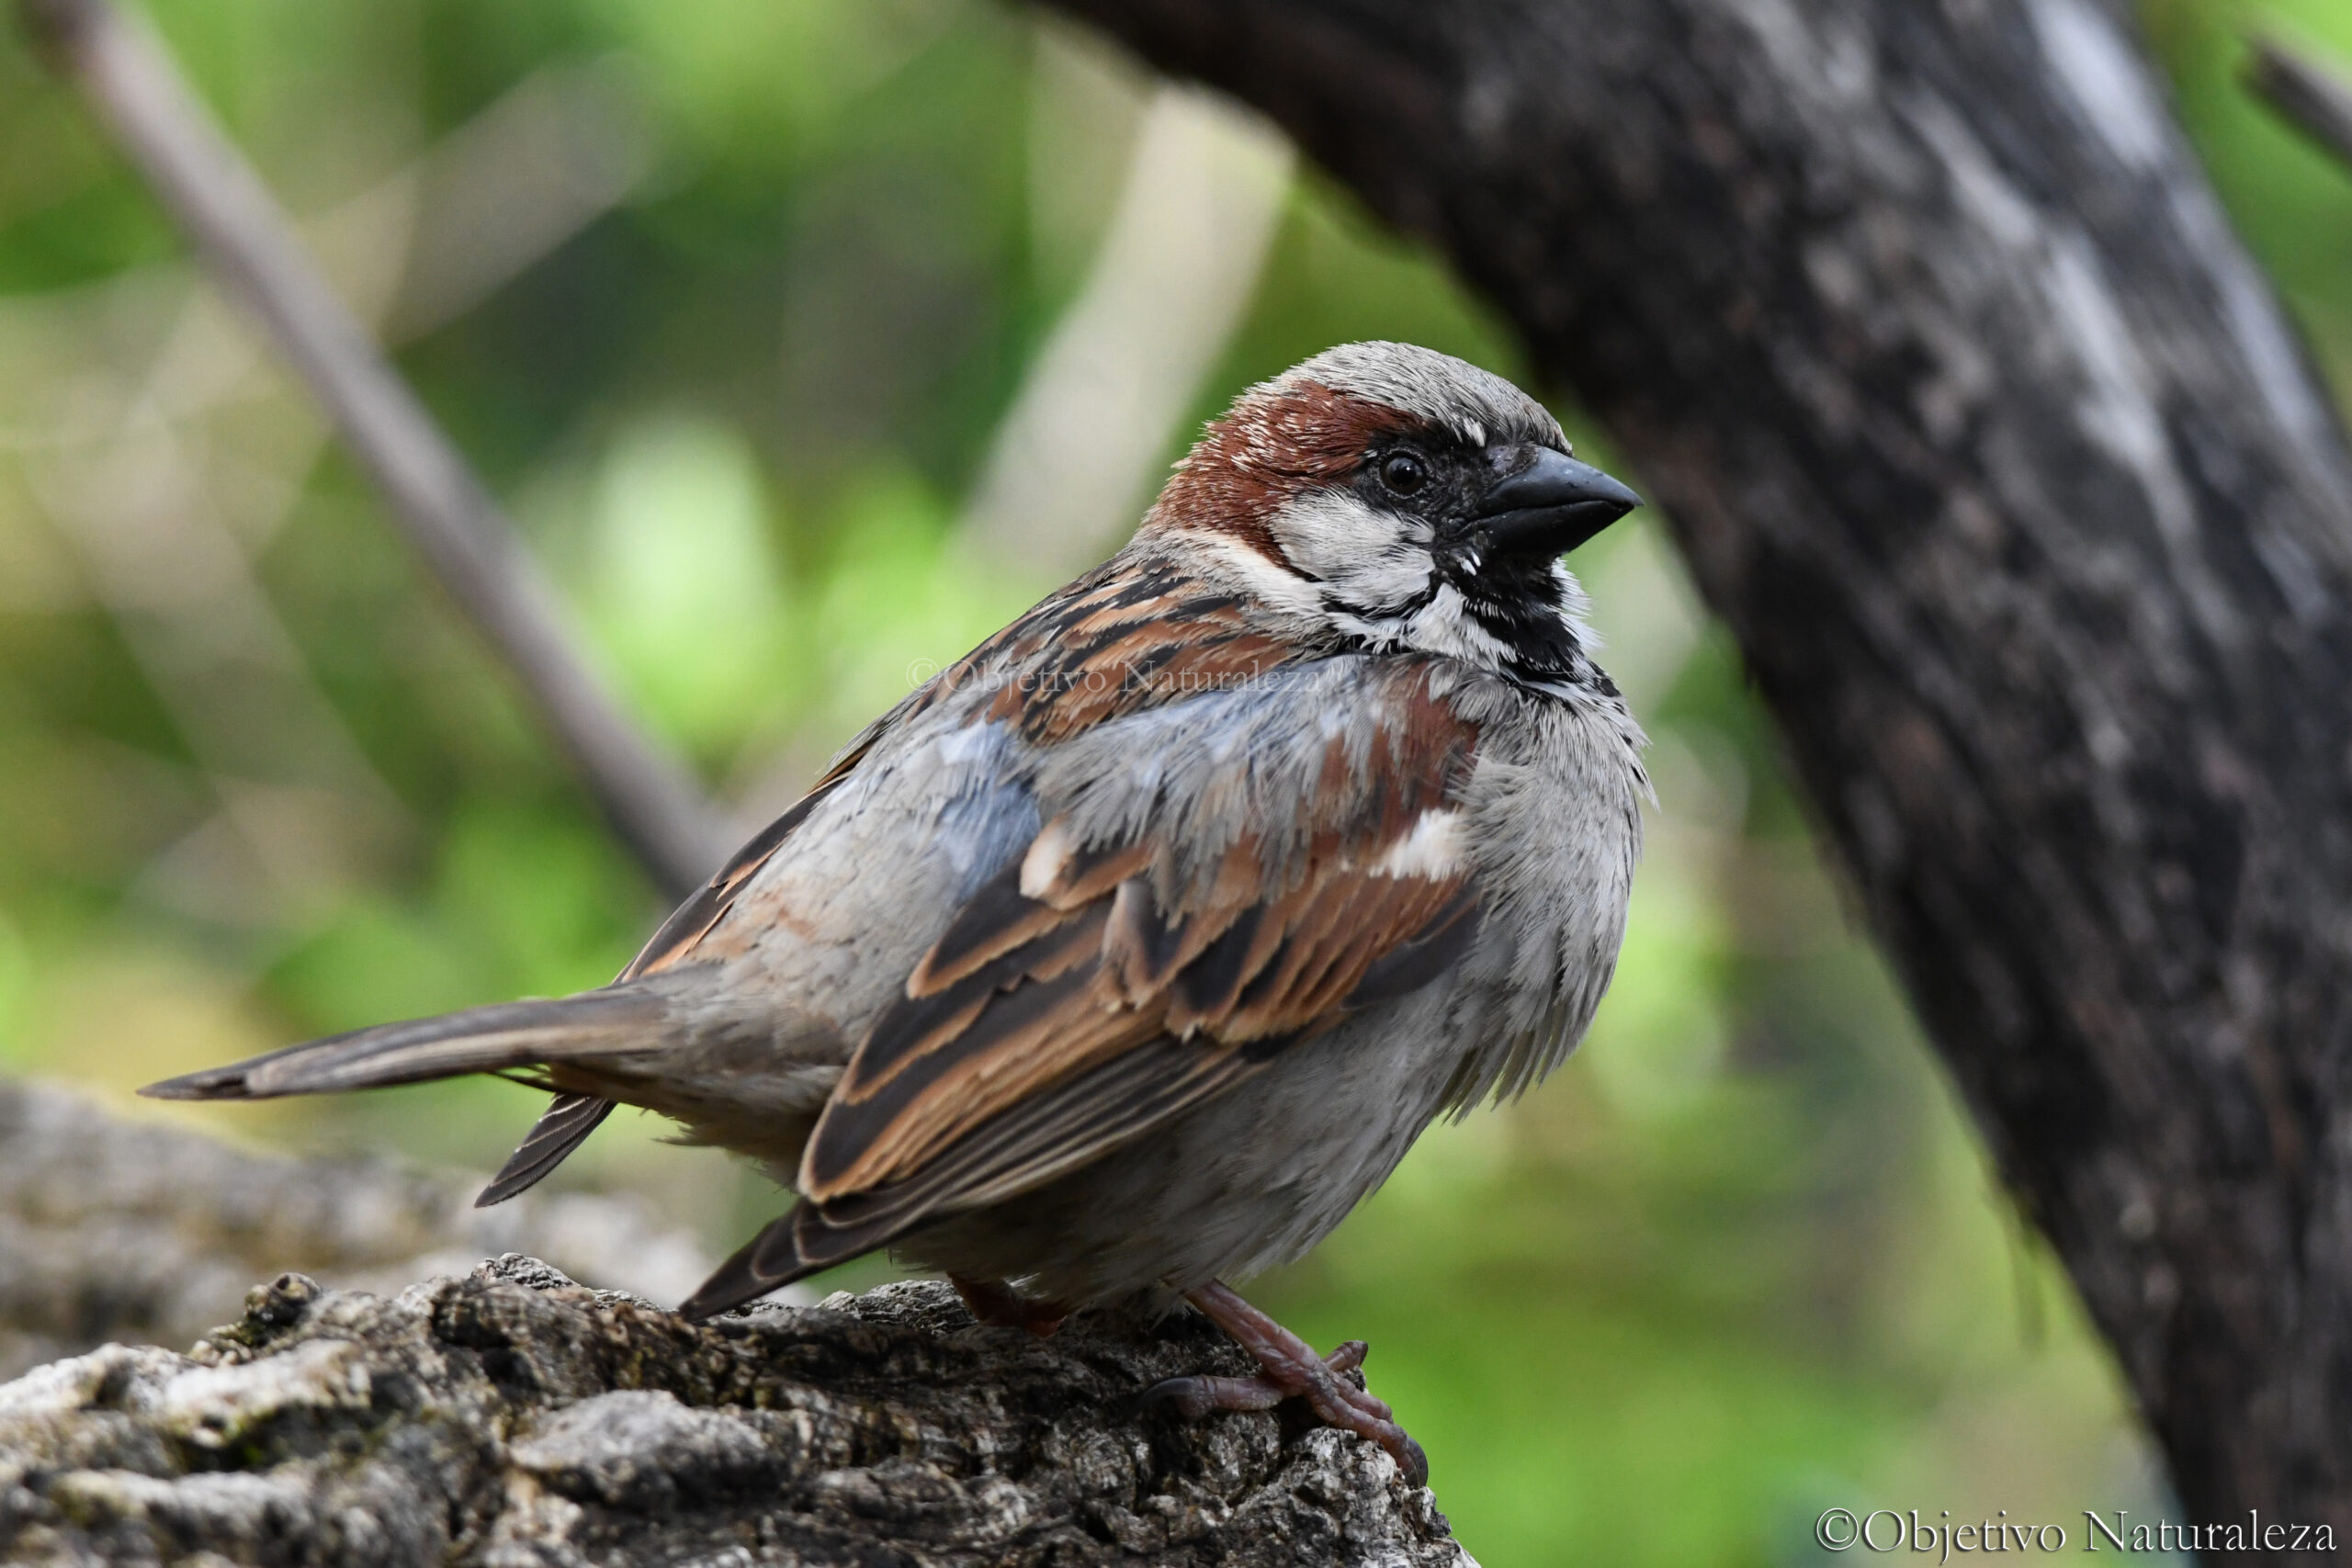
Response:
673,628,1496,1319
798,660,1487,1207
676,1036,1269,1319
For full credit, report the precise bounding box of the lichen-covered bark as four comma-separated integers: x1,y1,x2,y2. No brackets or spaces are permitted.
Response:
1033,0,2352,1534
0,1081,714,1383
0,1257,1470,1567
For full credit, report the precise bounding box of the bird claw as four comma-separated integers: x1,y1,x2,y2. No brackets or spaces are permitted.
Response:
1140,1371,1289,1417
1139,1337,1366,1418
1148,1284,1430,1487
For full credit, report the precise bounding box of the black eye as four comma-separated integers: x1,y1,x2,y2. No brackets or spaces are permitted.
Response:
1378,451,1429,496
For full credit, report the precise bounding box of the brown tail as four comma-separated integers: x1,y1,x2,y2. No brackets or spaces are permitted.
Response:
141,986,669,1102
138,982,672,1201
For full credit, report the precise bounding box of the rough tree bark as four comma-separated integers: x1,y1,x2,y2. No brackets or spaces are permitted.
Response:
0,1257,1467,1566
0,1086,1467,1564
1033,0,2352,1536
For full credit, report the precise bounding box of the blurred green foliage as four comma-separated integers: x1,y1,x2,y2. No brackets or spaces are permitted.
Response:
3,0,2350,1561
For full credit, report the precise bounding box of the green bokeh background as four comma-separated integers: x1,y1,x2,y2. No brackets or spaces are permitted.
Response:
2,1,2347,1561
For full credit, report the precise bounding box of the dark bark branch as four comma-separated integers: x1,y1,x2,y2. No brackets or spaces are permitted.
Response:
17,0,723,900
1033,0,2352,1535
2246,36,2352,179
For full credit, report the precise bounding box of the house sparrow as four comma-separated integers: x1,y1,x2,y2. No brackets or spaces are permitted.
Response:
147,341,1647,1483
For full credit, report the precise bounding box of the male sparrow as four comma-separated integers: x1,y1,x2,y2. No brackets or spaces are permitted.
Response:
148,342,1648,1483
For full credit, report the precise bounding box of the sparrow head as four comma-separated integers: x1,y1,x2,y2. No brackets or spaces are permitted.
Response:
1144,341,1642,689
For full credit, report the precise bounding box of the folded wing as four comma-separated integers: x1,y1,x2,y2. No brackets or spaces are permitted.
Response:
681,658,1487,1317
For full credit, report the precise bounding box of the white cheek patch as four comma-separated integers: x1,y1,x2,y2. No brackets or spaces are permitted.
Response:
1267,491,1432,610
1178,495,1585,684
1182,530,1327,618
1371,808,1465,879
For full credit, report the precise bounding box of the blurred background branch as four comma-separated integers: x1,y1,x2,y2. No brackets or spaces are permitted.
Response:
953,82,1289,579
0,1078,713,1380
2246,34,2352,177
17,0,721,899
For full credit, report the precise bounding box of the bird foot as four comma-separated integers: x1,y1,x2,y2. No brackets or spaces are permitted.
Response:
1143,1280,1428,1487
1141,1339,1367,1416
949,1274,1069,1337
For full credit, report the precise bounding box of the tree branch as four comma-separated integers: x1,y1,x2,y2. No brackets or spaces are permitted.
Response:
0,1083,1468,1564
2245,36,2352,179
0,1258,1469,1565
17,0,723,899
1033,0,2352,1532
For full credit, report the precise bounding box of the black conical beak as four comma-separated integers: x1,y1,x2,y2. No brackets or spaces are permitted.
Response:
1471,446,1642,558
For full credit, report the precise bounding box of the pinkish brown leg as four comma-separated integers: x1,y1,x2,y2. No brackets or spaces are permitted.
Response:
1143,1280,1427,1486
949,1274,1070,1337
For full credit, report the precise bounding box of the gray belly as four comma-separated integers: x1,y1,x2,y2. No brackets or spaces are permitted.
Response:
897,981,1469,1305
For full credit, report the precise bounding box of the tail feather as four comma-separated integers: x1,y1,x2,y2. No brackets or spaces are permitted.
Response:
140,987,667,1102
474,1092,616,1208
